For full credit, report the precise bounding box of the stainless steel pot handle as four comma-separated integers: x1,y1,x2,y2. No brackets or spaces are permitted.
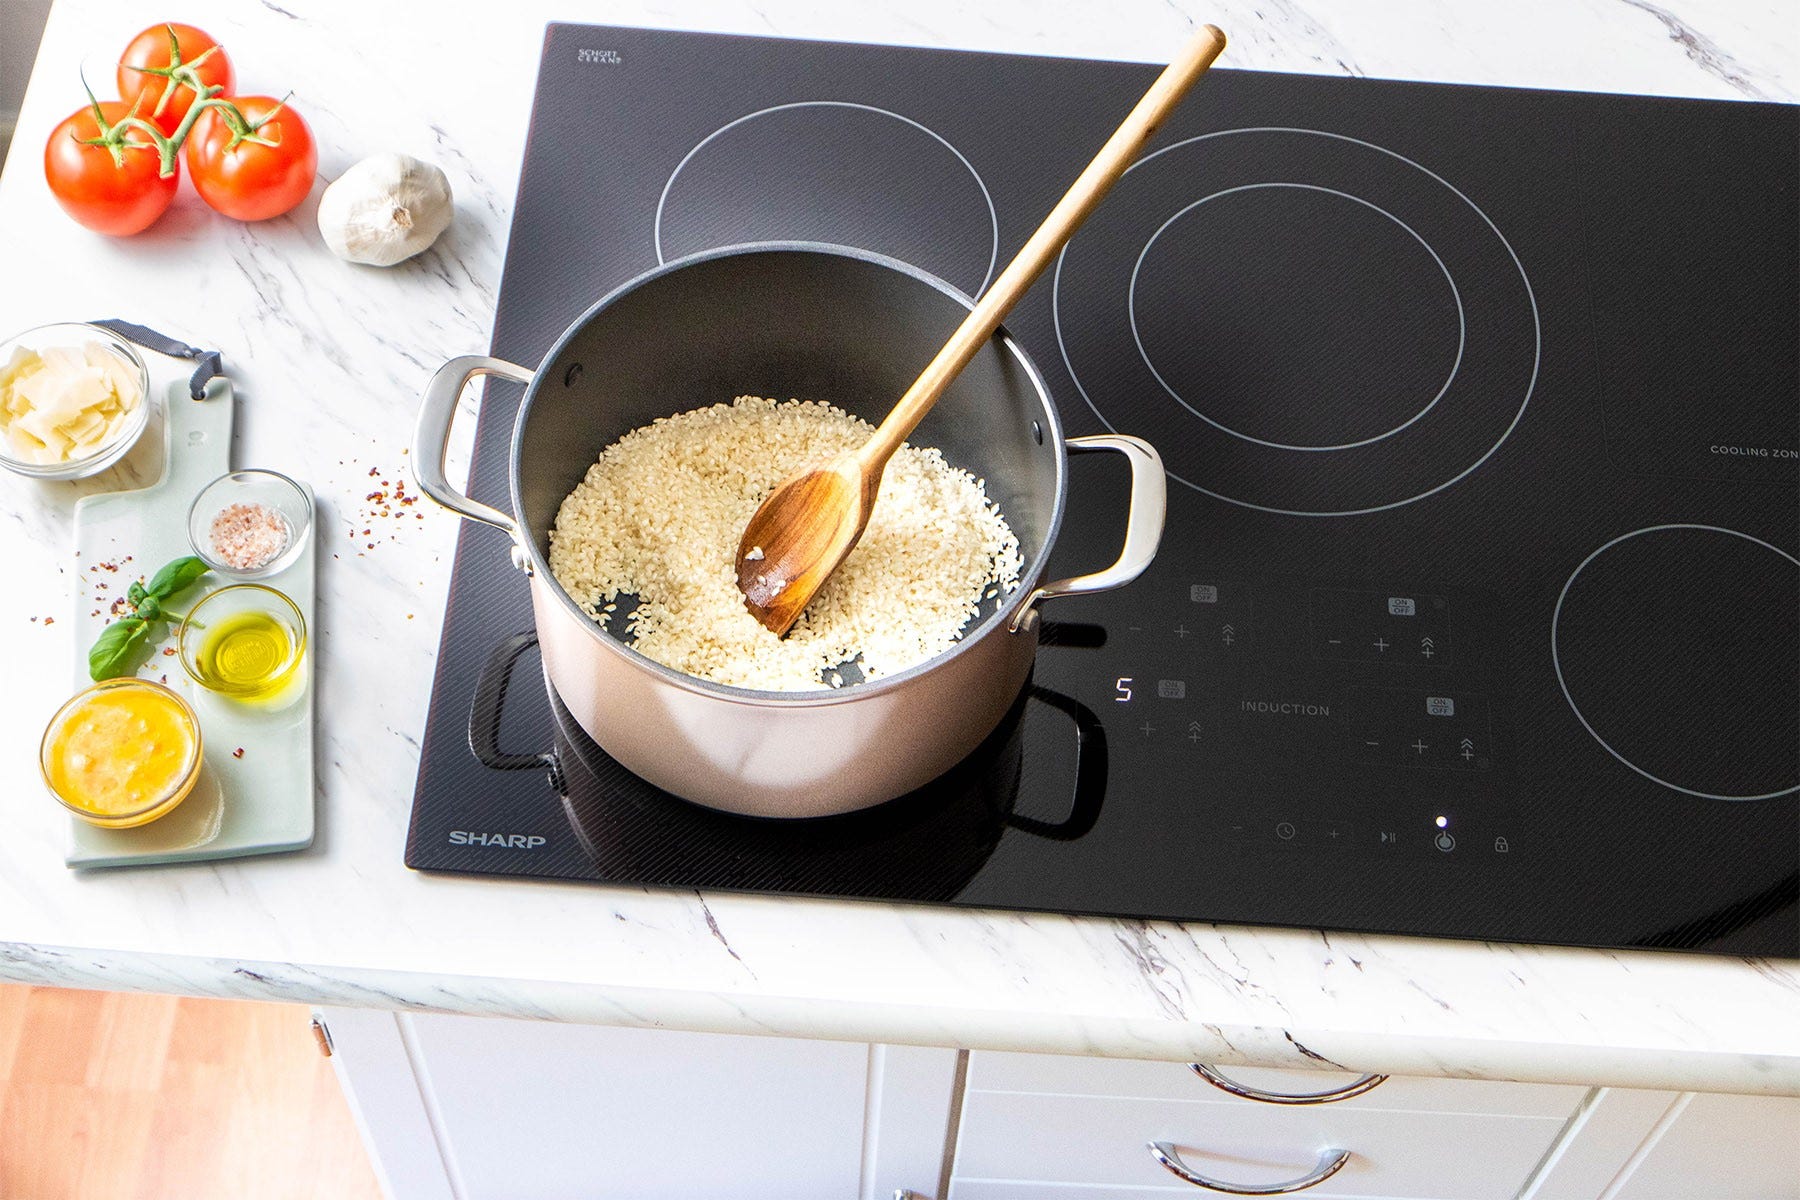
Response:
414,355,535,567
1147,1143,1352,1194
1190,1062,1389,1105
1011,434,1167,632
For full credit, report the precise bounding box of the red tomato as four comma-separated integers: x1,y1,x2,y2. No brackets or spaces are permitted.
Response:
117,24,235,138
185,96,318,221
43,101,178,236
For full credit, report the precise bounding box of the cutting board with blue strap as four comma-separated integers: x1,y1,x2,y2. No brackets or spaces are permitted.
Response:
66,378,315,867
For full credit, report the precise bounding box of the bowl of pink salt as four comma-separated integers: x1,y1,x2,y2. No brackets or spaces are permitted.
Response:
187,469,313,579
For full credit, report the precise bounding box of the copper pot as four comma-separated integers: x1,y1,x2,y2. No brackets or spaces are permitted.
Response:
415,244,1163,816
468,631,1106,899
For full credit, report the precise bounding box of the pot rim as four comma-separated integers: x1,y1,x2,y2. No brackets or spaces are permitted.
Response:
508,240,1069,709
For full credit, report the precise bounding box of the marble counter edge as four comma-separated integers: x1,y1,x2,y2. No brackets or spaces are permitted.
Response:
5,939,1795,1097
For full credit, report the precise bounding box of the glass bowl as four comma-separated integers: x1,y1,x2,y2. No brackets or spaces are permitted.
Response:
0,322,153,480
40,678,204,828
177,583,308,702
187,469,313,579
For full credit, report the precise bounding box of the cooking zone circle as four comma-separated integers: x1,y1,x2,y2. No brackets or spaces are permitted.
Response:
1552,525,1800,801
1054,127,1540,515
655,101,1000,298
1128,182,1464,451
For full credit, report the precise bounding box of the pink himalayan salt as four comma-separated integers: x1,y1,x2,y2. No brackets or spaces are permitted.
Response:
209,502,290,571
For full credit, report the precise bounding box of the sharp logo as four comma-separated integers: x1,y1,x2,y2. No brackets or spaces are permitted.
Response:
449,831,547,849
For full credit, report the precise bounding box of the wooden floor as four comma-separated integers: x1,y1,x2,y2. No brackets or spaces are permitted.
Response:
0,984,384,1199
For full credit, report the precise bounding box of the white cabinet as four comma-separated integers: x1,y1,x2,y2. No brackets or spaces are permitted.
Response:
1525,1088,1800,1200
412,1014,865,1198
317,1007,957,1200
948,1052,1585,1198
1606,1093,1800,1199
320,1011,1800,1200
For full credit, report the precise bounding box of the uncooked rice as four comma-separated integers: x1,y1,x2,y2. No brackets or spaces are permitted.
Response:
549,395,1023,691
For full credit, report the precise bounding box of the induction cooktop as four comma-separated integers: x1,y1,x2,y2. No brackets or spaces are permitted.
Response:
406,24,1800,957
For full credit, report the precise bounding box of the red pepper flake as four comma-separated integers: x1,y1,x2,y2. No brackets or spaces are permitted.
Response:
29,616,38,623
43,617,54,625
368,467,379,477
361,529,371,537
162,647,177,656
232,747,245,759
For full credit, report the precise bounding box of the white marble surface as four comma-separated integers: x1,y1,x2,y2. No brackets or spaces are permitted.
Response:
1,0,1796,1096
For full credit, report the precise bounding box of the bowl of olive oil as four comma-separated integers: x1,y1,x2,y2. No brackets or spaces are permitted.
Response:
177,584,307,703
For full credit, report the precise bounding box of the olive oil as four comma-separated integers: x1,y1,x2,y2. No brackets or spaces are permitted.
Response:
195,610,298,699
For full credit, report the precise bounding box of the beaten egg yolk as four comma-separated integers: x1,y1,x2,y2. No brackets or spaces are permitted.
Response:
46,684,197,818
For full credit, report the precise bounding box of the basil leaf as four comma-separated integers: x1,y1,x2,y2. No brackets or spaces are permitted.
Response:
146,555,208,600
126,581,147,607
135,595,162,623
88,617,148,681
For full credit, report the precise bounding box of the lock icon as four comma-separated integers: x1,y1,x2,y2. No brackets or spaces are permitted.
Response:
1494,836,1510,853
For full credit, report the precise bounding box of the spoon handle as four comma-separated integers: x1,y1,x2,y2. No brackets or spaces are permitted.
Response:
860,23,1227,468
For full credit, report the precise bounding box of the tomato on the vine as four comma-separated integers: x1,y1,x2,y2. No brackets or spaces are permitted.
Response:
185,96,317,221
43,100,178,236
117,24,234,139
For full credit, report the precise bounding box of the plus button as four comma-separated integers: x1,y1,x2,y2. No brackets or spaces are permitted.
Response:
1412,739,1429,756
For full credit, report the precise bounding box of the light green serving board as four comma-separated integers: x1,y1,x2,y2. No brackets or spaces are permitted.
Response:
65,379,316,868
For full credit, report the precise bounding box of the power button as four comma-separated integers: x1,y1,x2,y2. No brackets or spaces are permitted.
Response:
1434,832,1456,852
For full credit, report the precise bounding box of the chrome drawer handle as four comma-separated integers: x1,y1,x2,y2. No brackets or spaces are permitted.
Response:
1190,1062,1388,1105
1148,1143,1351,1194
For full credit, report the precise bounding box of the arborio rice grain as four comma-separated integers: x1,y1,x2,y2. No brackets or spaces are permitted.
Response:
549,395,1023,691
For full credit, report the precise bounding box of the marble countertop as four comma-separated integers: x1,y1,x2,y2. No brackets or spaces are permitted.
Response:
2,0,1796,1097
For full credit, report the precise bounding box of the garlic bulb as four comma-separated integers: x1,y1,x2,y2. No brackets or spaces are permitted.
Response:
317,153,453,267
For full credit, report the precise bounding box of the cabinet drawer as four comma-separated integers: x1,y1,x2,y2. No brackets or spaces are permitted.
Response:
969,1050,1585,1116
952,1090,1567,1199
952,1187,1336,1198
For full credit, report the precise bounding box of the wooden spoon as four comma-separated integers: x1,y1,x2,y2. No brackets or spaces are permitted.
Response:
738,25,1227,635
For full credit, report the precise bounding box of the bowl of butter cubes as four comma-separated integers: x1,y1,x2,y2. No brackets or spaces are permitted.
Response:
0,322,152,480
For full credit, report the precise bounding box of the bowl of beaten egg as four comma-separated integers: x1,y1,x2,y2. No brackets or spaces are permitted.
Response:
0,323,151,480
40,678,204,828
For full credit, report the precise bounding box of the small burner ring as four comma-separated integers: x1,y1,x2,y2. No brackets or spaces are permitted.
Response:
1552,524,1800,802
654,100,1000,298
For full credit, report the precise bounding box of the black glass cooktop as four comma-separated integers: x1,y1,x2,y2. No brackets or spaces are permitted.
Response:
406,24,1800,956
